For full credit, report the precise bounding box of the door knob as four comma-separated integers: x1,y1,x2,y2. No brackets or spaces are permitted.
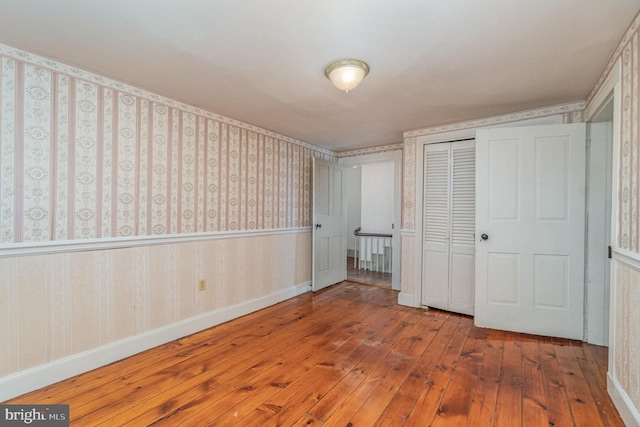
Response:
481,234,489,241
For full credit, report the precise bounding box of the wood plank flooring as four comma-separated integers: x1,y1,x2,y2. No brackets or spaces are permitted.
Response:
5,282,623,426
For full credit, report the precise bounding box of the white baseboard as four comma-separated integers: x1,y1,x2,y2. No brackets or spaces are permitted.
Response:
398,292,418,308
0,282,311,402
608,372,640,426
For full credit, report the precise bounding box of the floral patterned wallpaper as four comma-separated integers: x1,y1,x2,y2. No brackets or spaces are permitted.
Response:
618,32,639,252
586,14,640,254
584,12,640,419
0,44,333,245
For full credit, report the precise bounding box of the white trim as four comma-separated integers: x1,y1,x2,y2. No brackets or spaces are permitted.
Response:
608,373,640,427
0,281,312,401
586,59,622,121
399,229,420,307
586,55,624,402
339,150,400,165
404,102,583,138
0,227,311,258
337,143,403,158
584,121,613,345
398,292,418,307
414,114,566,146
613,246,640,268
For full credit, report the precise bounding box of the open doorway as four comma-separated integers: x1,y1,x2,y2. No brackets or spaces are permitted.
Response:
586,99,614,346
346,162,393,288
340,151,402,290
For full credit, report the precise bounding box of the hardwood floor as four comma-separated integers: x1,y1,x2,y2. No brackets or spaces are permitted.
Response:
6,282,622,426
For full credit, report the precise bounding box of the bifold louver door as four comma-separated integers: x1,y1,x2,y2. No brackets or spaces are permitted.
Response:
422,140,475,316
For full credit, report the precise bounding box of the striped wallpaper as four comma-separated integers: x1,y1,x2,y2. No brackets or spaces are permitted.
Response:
0,43,333,245
587,13,640,418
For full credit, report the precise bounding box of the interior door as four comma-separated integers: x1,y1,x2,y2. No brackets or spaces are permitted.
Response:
475,123,586,340
312,157,347,291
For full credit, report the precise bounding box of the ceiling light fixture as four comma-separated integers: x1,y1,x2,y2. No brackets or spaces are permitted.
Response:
324,59,370,94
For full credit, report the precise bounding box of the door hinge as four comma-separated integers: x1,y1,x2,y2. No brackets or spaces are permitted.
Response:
608,245,612,259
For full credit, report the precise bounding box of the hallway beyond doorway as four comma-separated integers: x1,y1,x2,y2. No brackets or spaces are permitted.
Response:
347,256,392,288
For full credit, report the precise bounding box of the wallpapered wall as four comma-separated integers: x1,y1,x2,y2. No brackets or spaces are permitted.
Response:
585,13,640,420
617,28,639,252
0,232,311,379
0,43,331,398
0,43,333,246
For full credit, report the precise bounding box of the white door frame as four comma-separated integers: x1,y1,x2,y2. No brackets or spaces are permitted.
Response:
413,115,566,309
583,58,638,424
339,150,402,290
585,59,621,349
585,119,613,345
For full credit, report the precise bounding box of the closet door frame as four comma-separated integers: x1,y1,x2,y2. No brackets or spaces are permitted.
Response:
412,115,566,310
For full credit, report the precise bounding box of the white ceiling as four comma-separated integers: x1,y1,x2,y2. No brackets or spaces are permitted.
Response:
0,1,638,152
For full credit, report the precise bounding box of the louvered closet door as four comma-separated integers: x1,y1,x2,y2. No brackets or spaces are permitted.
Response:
422,140,475,316
422,144,450,311
449,141,475,315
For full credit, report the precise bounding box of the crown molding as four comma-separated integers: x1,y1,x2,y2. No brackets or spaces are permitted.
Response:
0,42,334,157
403,101,585,139
336,143,403,158
587,11,640,105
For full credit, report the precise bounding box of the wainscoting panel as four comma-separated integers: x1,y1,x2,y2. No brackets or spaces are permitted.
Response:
611,256,640,424
0,230,311,400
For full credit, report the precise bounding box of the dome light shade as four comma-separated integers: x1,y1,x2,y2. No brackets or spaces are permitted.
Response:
324,59,370,93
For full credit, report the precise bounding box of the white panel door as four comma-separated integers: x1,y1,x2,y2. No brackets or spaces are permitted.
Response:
313,158,347,291
475,123,586,339
422,140,475,316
